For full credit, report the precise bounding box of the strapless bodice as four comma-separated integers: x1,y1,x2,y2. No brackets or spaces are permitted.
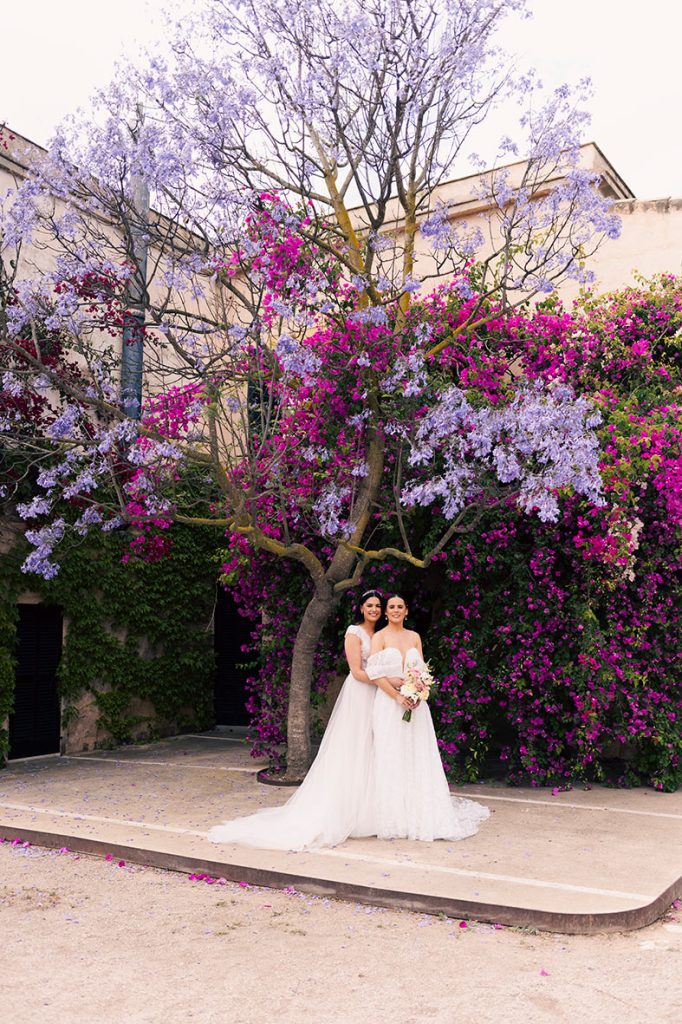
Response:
366,645,422,680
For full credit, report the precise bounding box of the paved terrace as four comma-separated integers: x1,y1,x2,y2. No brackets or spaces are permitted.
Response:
1,731,680,934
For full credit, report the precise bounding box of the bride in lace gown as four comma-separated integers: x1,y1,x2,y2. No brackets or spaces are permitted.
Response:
208,590,383,850
208,591,489,851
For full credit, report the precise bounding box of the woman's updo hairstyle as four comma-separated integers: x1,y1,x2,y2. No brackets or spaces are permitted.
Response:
356,588,384,622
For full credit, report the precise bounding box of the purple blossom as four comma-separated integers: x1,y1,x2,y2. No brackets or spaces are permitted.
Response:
15,496,51,519
2,372,23,398
73,506,103,536
404,383,604,522
47,405,81,440
276,334,321,379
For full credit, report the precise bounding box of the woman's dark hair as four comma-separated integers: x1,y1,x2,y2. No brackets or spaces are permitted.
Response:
356,589,384,622
384,592,409,606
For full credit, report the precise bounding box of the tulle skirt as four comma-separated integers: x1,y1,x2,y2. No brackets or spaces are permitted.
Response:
364,687,490,841
208,670,489,851
208,671,376,851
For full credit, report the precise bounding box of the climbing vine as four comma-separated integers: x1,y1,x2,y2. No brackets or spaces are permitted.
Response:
0,522,220,759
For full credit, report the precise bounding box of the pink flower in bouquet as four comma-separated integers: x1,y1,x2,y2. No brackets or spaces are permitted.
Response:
400,663,437,721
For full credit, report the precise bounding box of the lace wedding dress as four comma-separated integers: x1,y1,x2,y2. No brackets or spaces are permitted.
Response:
208,625,376,850
208,628,489,851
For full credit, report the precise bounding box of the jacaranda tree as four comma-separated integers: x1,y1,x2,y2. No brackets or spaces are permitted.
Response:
1,0,620,779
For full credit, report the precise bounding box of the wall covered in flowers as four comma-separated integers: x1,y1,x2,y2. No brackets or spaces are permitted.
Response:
222,276,682,791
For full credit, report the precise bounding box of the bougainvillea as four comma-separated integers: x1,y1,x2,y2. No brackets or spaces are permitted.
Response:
225,275,681,790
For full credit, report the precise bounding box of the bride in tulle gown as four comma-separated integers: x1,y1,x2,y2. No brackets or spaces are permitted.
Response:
208,591,489,851
364,594,489,842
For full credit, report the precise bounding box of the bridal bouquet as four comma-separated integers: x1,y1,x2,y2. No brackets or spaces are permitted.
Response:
399,663,436,722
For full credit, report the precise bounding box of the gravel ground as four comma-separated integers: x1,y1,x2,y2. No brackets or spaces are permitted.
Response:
1,841,680,1024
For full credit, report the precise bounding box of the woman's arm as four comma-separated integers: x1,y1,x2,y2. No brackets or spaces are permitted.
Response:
373,674,414,708
368,632,401,691
344,634,373,684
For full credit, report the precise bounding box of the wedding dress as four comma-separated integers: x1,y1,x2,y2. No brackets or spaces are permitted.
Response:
364,646,490,841
208,629,489,851
208,624,376,850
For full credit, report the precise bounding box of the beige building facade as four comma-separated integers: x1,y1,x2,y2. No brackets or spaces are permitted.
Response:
1,128,680,759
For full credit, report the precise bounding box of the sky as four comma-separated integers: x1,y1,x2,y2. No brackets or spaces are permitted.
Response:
2,0,681,199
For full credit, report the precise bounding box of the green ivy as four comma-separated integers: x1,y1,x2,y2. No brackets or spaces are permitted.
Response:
0,523,220,760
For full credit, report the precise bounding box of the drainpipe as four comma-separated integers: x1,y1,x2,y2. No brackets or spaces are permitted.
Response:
121,171,149,420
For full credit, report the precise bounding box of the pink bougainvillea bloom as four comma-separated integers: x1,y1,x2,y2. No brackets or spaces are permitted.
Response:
105,853,114,861
459,921,468,929
238,881,249,888
57,847,70,854
539,968,550,977
117,860,126,868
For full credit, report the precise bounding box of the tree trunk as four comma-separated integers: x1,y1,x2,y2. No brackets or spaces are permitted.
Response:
280,420,385,782
283,586,334,782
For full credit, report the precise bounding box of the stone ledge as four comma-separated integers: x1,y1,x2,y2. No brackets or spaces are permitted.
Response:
1,823,679,936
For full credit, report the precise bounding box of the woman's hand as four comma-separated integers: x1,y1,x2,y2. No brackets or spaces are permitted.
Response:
387,676,403,691
395,692,416,709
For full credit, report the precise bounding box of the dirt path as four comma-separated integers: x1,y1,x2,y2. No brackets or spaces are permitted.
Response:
1,841,679,1024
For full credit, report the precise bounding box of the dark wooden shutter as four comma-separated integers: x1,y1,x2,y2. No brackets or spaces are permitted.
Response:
8,604,62,758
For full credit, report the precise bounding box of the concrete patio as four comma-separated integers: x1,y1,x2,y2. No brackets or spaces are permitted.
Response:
1,731,680,934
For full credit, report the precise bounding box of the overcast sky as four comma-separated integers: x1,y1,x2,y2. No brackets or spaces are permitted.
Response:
2,0,681,199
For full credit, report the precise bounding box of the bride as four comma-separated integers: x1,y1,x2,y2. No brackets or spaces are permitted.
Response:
208,591,489,850
208,589,383,850
365,593,490,841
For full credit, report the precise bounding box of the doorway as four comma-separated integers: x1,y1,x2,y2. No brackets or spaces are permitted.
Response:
8,604,63,759
213,589,251,726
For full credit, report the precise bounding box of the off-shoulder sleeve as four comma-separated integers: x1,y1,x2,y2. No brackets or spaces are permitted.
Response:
366,648,401,680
